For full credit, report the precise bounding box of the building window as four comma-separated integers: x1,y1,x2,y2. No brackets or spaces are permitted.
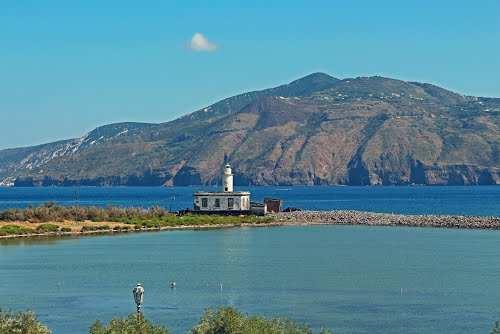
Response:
228,198,234,209
201,198,208,208
215,198,220,208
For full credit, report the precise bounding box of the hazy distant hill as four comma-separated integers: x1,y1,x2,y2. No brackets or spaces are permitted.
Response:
0,73,498,186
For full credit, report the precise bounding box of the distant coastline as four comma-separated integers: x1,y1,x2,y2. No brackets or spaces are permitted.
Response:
1,209,499,240
1,73,499,188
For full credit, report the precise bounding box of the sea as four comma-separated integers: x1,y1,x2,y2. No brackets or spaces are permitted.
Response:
0,185,499,216
0,186,499,334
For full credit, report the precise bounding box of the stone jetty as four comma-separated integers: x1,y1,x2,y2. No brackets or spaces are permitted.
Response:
271,210,500,230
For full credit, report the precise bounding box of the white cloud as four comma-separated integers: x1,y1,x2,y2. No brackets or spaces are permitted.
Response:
189,32,217,52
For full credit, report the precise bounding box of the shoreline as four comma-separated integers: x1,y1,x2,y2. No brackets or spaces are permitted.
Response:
272,210,500,230
0,222,284,239
1,210,499,239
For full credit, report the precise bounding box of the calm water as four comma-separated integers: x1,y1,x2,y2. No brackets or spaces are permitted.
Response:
0,186,499,333
1,226,500,334
0,186,499,216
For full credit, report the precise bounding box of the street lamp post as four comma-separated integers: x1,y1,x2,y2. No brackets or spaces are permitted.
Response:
132,283,144,314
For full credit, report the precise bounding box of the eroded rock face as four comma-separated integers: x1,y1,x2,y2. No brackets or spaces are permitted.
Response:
411,163,500,185
1,73,499,186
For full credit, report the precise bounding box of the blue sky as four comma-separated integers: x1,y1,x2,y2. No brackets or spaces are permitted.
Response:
1,0,499,149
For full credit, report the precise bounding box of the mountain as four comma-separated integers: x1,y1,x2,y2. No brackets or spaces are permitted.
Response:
0,73,499,186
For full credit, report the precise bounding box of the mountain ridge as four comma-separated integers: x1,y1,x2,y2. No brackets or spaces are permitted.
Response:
1,73,499,186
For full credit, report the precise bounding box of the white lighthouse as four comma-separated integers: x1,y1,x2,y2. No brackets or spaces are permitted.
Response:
222,164,233,192
193,162,250,213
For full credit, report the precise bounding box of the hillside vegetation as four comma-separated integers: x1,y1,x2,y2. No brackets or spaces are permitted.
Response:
1,73,498,186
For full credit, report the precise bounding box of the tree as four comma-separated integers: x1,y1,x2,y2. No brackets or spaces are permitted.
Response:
0,309,51,334
190,307,332,334
89,314,169,334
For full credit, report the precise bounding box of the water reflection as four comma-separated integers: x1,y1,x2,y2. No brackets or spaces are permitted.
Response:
0,233,117,246
0,236,71,246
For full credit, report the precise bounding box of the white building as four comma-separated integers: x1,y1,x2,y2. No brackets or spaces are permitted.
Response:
193,164,251,214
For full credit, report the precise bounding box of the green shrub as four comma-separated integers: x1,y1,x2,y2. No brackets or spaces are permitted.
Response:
80,225,110,232
0,308,333,334
190,307,330,334
81,226,97,232
36,224,60,233
60,227,72,233
492,321,500,334
0,225,35,236
0,309,51,334
89,313,169,334
144,221,160,229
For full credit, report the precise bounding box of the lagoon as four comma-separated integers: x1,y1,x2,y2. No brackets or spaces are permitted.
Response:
1,225,500,334
1,186,499,333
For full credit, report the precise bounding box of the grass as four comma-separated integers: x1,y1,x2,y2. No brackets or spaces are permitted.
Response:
36,223,60,233
80,225,111,232
0,203,273,237
0,224,35,236
117,213,272,228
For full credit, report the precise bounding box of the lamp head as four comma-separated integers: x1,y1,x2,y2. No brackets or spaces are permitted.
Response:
133,283,144,308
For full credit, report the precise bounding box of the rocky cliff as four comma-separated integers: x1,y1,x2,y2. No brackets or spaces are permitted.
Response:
0,73,498,186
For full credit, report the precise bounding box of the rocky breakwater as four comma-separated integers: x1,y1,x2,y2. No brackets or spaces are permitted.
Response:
272,211,500,230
